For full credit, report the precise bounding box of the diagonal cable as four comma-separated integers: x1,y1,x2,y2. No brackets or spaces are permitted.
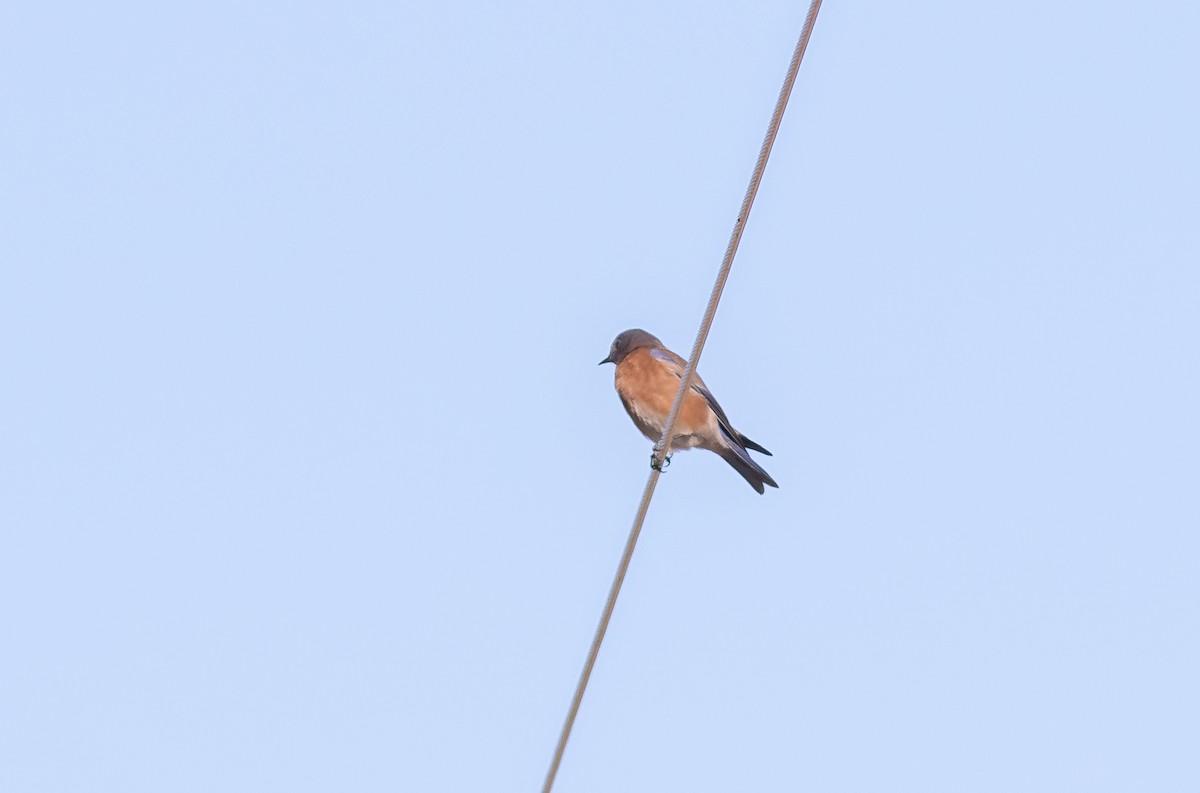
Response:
542,4,823,790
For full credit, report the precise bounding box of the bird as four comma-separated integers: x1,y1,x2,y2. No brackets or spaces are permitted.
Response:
599,329,778,494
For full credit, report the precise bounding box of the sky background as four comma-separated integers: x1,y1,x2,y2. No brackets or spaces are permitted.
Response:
3,1,1199,791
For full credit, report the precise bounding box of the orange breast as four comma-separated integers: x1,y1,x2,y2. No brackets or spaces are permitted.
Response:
615,348,716,440
615,348,676,425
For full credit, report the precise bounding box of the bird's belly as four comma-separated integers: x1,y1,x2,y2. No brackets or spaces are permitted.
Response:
628,408,706,449
669,431,706,450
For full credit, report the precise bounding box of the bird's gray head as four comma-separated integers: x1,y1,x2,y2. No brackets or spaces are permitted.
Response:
599,329,662,365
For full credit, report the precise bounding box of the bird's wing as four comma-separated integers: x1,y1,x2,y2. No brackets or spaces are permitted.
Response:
647,346,739,441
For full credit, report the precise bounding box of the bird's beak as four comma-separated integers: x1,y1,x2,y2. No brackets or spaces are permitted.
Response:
598,356,614,365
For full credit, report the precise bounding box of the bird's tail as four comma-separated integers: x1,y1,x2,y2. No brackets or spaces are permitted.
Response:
718,443,779,495
738,433,772,456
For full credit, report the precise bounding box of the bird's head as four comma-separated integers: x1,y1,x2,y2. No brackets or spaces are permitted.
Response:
599,328,662,365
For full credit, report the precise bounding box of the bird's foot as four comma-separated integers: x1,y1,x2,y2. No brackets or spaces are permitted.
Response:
650,447,672,472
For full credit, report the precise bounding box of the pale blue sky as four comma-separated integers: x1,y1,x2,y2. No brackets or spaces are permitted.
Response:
3,2,1199,791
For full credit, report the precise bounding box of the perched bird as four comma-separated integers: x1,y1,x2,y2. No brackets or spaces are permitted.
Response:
599,329,778,494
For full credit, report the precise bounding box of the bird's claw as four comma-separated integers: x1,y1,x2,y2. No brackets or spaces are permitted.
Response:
650,447,672,472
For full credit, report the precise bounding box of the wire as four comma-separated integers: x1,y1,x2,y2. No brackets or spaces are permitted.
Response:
541,4,823,790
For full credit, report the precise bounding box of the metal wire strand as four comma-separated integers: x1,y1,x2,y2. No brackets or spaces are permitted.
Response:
542,4,823,790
